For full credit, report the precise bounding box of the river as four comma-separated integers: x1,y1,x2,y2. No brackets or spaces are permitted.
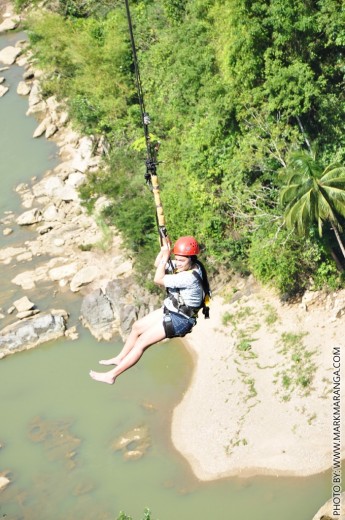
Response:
0,30,332,520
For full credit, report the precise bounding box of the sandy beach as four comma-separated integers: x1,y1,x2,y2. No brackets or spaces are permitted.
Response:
172,277,345,480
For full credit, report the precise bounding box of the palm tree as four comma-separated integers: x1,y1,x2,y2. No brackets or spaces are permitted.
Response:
279,151,345,262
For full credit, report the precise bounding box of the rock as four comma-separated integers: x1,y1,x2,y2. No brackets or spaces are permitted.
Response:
0,84,9,97
45,123,57,138
3,227,13,236
33,118,49,138
17,309,40,319
80,289,118,341
28,80,42,106
119,304,137,338
16,251,33,262
7,306,15,315
0,76,4,83
300,290,325,311
11,271,37,290
311,492,345,520
332,297,345,319
70,266,100,292
49,262,79,282
65,172,86,188
0,45,21,65
104,279,125,316
17,80,31,96
52,185,79,202
71,136,94,173
59,111,69,126
26,100,47,116
0,246,26,264
13,296,35,313
53,238,65,247
23,69,34,80
0,17,20,33
65,326,79,340
0,312,67,357
16,208,42,226
113,259,133,278
111,424,151,461
39,176,64,197
42,205,60,221
0,474,10,492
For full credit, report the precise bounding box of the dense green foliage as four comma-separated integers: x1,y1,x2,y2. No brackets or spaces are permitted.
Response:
22,0,345,294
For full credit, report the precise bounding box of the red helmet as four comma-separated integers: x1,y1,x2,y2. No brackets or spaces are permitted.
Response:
173,236,200,256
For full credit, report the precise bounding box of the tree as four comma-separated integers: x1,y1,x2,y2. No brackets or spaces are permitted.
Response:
280,151,345,262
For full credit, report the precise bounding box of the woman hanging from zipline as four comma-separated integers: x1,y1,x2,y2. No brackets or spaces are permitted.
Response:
89,235,210,385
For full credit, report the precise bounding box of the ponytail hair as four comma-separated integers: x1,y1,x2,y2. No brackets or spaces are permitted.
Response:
191,256,211,298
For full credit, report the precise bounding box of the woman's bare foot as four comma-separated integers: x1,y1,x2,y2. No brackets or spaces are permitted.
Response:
98,356,122,366
89,370,116,385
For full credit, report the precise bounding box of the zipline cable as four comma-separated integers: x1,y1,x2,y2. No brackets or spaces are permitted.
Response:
124,0,170,248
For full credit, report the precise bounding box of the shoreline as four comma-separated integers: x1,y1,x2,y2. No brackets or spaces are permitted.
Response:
171,281,345,481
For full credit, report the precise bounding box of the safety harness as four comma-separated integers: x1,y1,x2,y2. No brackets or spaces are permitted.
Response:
163,269,211,338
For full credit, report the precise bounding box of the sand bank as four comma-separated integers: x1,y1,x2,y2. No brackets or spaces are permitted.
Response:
172,279,344,480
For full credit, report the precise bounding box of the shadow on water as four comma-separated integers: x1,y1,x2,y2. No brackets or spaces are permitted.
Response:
0,31,334,520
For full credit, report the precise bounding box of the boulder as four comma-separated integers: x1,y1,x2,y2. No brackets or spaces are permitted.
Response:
70,266,100,292
119,304,137,337
52,185,79,202
0,246,26,264
16,251,33,262
17,309,40,319
45,123,57,138
80,288,118,341
42,204,60,222
0,84,8,97
23,69,34,80
0,311,67,357
65,172,86,188
17,80,31,96
0,17,20,33
16,208,42,226
33,117,49,138
11,271,37,290
28,80,42,106
40,176,64,197
49,262,79,282
13,296,35,313
26,100,47,116
71,136,94,173
104,279,125,316
0,46,21,65
0,474,10,492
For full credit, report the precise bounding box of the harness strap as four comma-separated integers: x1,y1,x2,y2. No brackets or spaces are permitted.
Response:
167,269,205,318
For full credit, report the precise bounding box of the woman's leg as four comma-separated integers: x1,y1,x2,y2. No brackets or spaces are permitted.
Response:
90,318,166,384
99,308,164,366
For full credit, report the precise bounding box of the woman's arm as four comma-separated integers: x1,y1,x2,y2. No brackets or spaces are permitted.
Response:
154,245,171,286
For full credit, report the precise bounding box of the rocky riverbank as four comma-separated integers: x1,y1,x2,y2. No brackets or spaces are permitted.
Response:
0,18,156,357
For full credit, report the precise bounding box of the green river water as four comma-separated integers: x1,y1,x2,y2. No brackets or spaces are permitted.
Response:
0,31,333,520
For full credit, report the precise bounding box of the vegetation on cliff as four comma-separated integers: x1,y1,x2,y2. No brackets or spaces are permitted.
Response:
17,0,345,295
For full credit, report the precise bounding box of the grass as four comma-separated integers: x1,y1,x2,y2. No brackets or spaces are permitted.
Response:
274,332,317,400
94,215,113,251
222,305,255,328
264,303,279,326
